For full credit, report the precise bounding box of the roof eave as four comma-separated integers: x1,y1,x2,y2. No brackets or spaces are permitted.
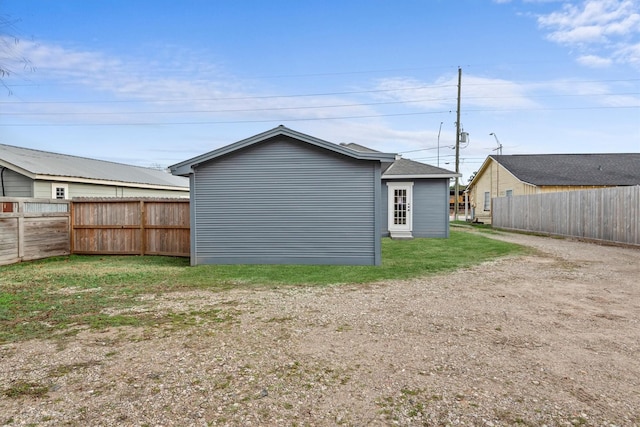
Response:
33,174,189,191
169,126,396,176
0,161,36,179
171,164,193,176
466,157,493,189
383,173,461,179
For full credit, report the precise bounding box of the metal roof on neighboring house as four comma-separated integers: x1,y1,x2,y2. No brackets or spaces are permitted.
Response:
0,143,189,189
492,153,640,186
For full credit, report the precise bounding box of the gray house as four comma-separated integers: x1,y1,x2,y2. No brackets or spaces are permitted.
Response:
341,143,459,239
171,126,458,266
1,143,189,199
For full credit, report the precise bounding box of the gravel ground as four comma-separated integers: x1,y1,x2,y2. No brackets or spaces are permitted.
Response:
1,229,639,426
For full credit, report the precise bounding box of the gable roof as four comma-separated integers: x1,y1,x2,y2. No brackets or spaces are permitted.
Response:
0,143,189,190
382,158,460,179
339,142,382,153
170,125,397,176
472,153,640,187
339,142,459,179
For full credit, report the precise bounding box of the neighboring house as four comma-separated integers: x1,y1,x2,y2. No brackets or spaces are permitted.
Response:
170,126,458,266
466,153,640,223
0,143,189,200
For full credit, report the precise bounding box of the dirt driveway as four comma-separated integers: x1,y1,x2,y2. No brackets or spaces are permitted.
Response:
1,230,639,426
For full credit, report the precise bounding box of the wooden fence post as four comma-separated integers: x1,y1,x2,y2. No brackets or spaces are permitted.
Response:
140,200,146,256
17,200,25,260
69,199,75,254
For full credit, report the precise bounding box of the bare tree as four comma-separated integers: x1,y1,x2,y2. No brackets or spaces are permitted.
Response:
1,14,34,94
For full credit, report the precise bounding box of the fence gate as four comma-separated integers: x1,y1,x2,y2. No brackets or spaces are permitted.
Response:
0,198,71,266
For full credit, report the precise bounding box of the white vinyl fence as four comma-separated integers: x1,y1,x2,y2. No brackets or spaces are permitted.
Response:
492,186,640,246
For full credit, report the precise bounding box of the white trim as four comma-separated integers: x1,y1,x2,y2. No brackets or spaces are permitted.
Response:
0,161,36,179
383,174,460,179
34,174,188,191
51,182,69,200
170,125,397,176
386,182,414,239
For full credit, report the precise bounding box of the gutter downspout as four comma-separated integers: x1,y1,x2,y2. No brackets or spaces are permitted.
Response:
1,167,6,196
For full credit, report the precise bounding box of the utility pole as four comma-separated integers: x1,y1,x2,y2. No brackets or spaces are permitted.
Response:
490,133,503,200
437,121,443,167
454,67,462,221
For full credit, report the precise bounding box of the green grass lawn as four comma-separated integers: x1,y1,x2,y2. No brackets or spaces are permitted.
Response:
0,231,526,343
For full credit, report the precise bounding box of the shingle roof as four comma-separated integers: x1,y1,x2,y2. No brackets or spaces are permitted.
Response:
494,153,640,186
382,158,459,178
0,143,189,189
339,142,459,178
339,142,382,153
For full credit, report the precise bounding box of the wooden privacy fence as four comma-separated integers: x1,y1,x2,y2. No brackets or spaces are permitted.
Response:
1,197,190,265
492,186,640,246
0,198,71,266
71,198,190,257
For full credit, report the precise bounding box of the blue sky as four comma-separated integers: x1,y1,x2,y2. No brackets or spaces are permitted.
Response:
2,0,639,182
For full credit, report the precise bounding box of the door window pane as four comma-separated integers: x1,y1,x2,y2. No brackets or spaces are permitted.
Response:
394,189,407,225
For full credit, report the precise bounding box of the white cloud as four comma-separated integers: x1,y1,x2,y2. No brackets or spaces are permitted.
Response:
542,77,640,108
2,38,390,127
614,41,640,65
536,0,640,67
577,54,613,67
372,74,539,111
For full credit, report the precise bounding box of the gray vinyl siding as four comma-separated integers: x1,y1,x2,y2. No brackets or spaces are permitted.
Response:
381,183,389,237
411,179,450,238
0,169,33,197
192,136,380,265
381,179,450,238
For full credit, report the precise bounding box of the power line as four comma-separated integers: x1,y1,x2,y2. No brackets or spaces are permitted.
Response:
463,105,638,113
2,105,636,127
0,83,457,105
6,64,459,86
4,92,637,117
0,110,454,127
3,78,637,105
1,97,455,116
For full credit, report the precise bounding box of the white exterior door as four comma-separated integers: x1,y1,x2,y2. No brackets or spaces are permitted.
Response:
387,182,413,239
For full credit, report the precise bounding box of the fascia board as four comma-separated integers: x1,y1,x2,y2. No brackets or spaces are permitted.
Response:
170,127,298,176
466,156,493,189
170,126,395,176
170,163,195,176
383,173,461,179
34,174,189,191
262,126,396,161
0,162,37,179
